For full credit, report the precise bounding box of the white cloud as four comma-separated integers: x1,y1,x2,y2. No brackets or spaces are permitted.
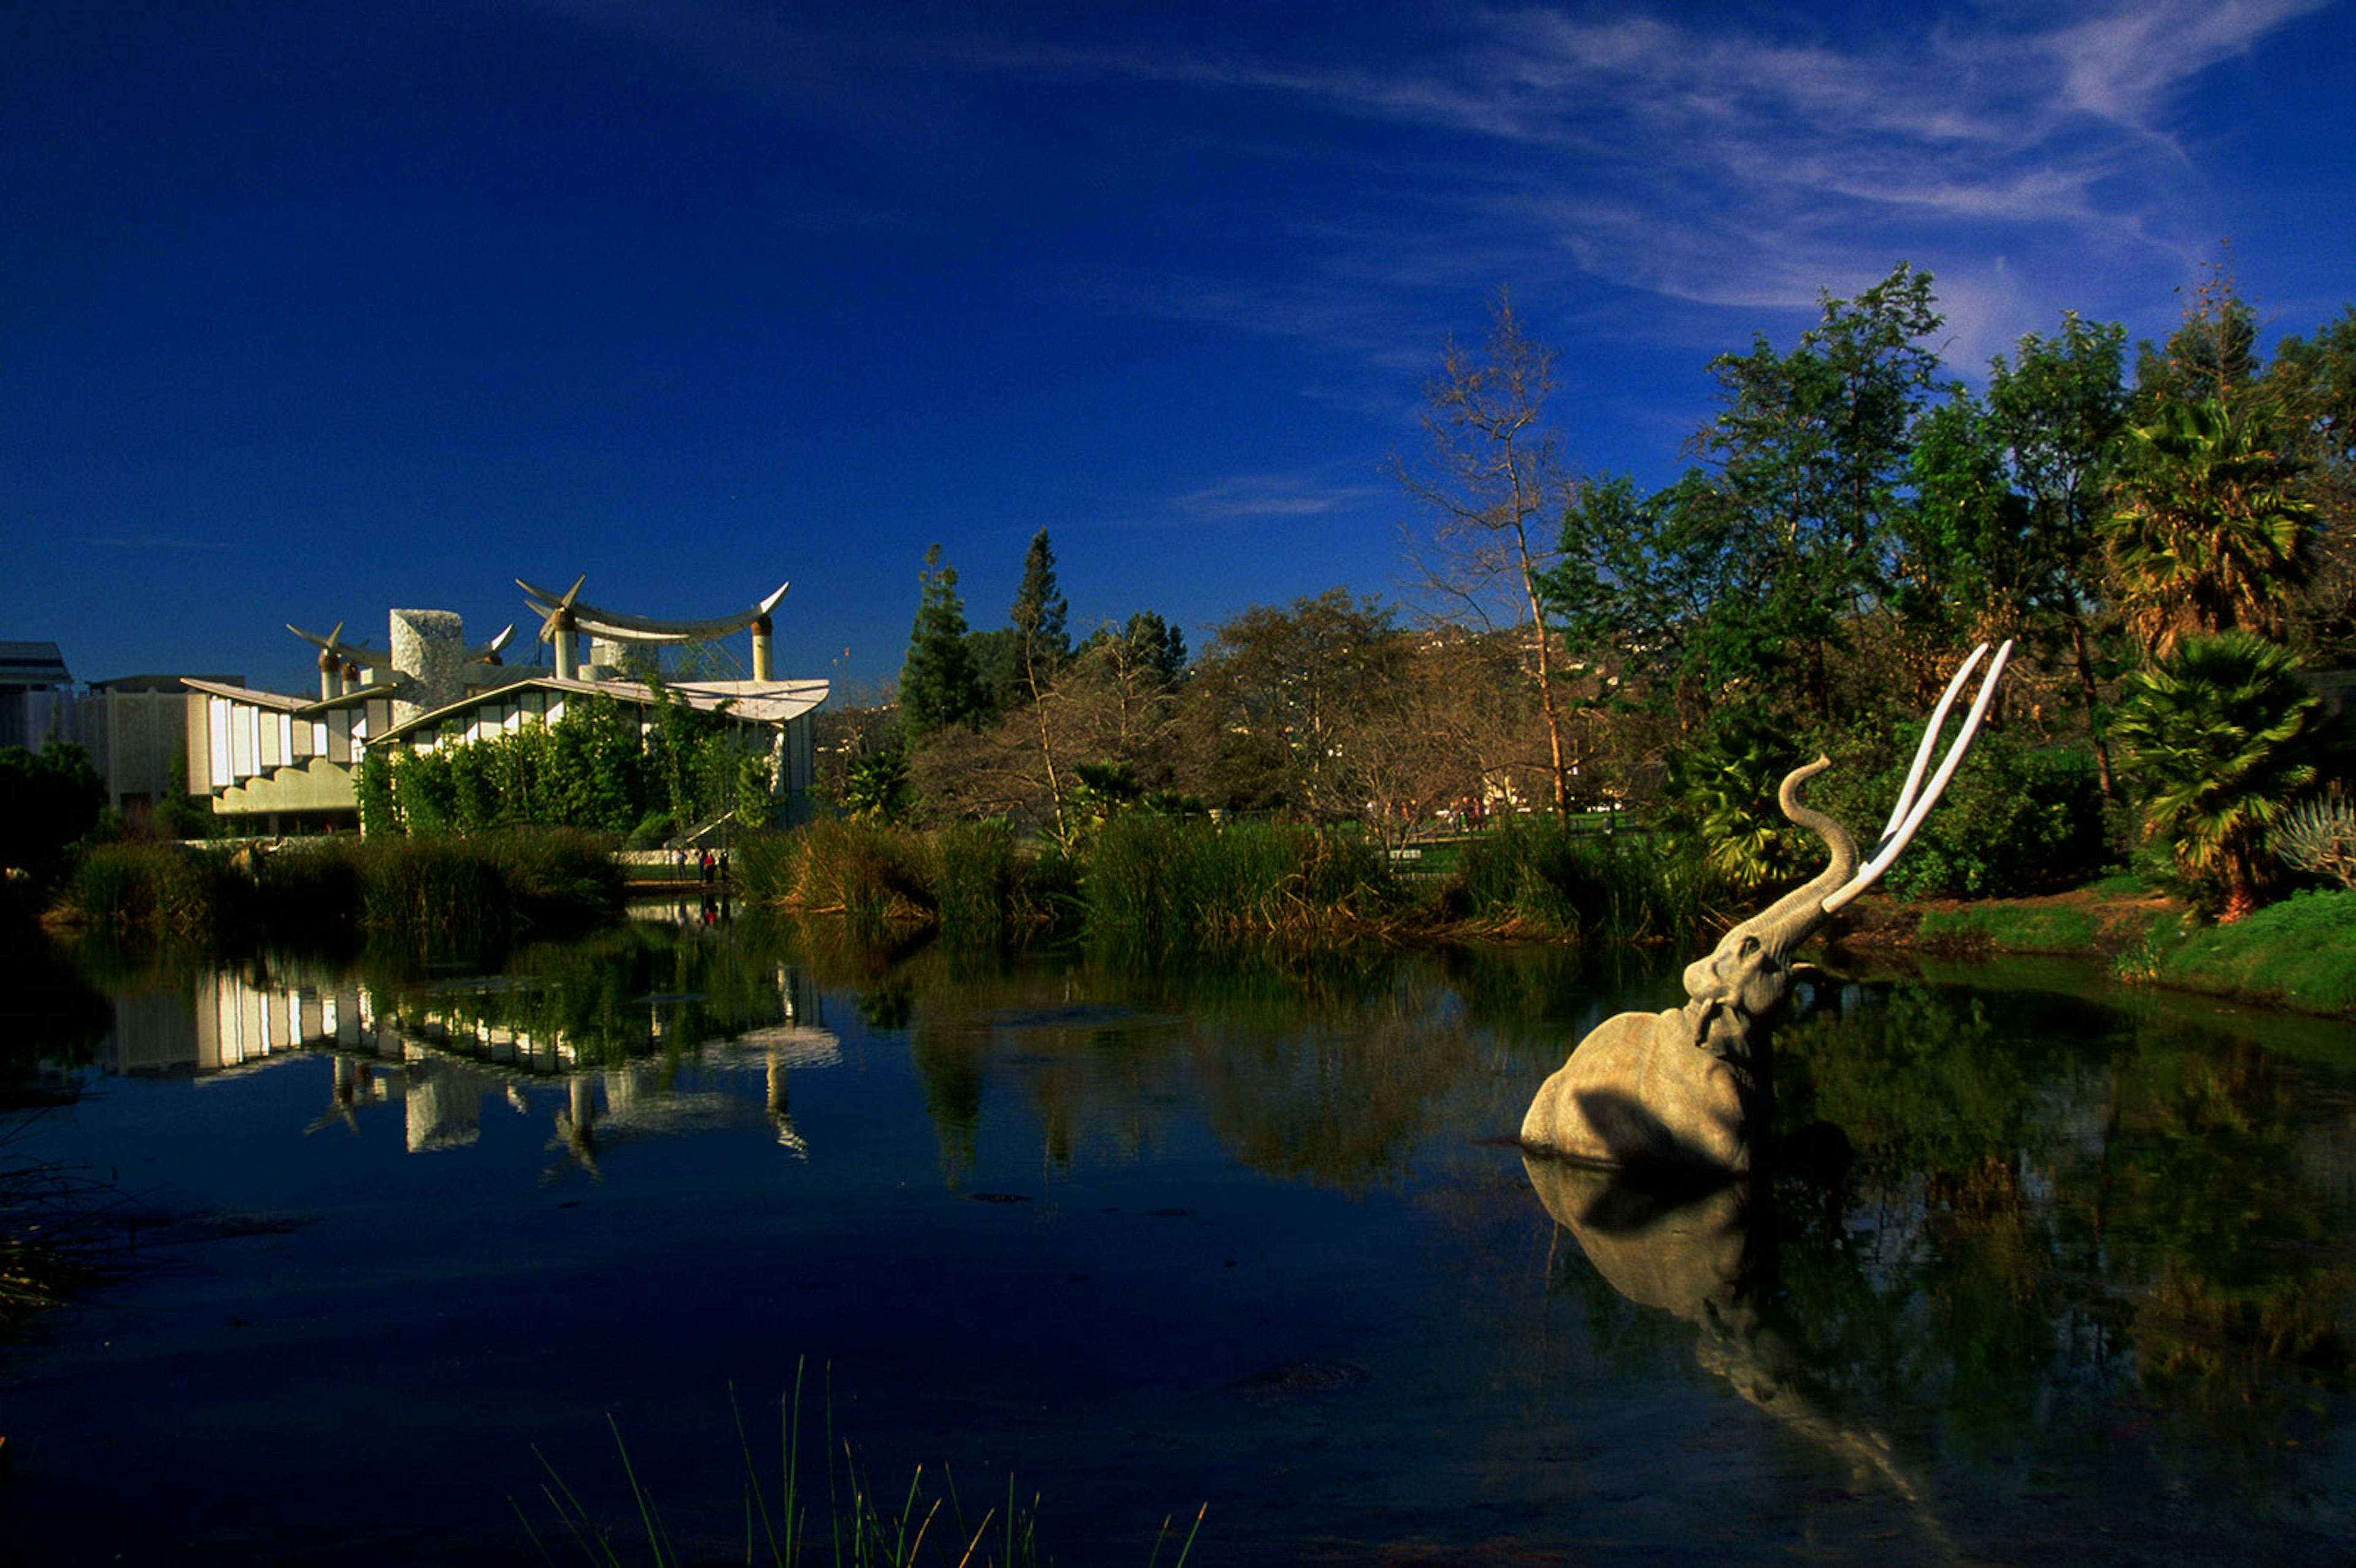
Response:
1166,473,1386,521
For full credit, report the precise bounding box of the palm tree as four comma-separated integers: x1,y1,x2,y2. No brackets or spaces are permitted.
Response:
1660,709,1806,894
2103,398,2315,657
2111,631,2320,921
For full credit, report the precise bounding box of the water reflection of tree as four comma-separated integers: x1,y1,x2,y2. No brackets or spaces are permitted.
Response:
390,921,807,1067
1763,977,2356,1507
849,937,1539,1196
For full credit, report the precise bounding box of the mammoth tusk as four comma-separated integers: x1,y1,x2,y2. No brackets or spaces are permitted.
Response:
1874,640,1993,847
1821,639,2012,914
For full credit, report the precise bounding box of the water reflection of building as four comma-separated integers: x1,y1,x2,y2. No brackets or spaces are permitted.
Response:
103,963,840,1163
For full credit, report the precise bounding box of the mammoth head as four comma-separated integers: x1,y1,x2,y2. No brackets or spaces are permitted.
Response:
1680,641,2012,1051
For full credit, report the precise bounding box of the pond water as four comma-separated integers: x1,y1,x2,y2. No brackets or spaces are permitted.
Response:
5,913,2355,1566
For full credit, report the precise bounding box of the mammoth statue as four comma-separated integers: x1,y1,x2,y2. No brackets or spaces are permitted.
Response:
1522,642,2012,1174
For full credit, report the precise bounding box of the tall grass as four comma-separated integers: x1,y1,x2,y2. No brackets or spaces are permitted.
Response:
742,820,938,928
62,840,248,941
55,829,623,951
1082,816,1401,942
517,1364,1204,1568
740,815,1739,948
1448,819,1728,942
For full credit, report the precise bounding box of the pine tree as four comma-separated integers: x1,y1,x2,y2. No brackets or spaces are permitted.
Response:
1009,529,1070,676
898,544,985,740
1009,528,1073,837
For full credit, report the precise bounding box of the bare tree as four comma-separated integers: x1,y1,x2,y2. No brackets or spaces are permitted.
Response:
1393,290,1582,813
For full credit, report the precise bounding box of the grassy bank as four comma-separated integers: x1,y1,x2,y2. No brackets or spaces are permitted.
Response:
1863,881,2356,1019
52,829,625,952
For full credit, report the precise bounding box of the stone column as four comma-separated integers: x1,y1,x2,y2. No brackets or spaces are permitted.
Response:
389,609,466,729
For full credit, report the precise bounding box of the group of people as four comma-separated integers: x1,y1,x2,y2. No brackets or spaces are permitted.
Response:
672,845,731,885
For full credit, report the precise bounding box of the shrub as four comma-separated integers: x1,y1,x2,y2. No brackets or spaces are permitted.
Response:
2273,790,2356,890
2112,631,2321,920
1814,730,2108,900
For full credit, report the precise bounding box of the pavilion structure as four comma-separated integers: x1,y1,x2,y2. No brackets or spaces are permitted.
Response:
183,575,827,834
518,575,790,682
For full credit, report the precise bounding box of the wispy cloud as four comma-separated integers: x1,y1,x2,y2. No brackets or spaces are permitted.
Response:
82,534,234,551
1004,0,2335,337
1166,473,1386,523
521,0,2337,373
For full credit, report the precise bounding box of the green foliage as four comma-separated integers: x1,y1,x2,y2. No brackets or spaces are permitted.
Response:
1178,589,1401,817
751,818,936,927
2104,398,2316,655
1653,707,1811,893
1077,611,1187,686
517,1368,1203,1568
1007,528,1069,688
0,739,106,881
1671,263,1947,720
360,690,761,843
2112,631,2322,915
358,831,624,955
2134,258,2263,415
63,840,247,940
1911,902,2127,955
1815,728,2109,899
1901,312,2130,667
355,750,398,836
927,821,1027,946
838,750,912,824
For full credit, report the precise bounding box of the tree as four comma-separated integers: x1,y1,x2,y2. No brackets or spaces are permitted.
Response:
1177,590,1401,818
1902,312,2131,790
898,544,986,741
2111,631,2320,921
1008,528,1072,839
1394,290,1581,812
1669,263,1947,721
2265,304,2356,659
0,739,105,879
2103,398,2316,657
2134,256,2263,418
1063,612,1188,782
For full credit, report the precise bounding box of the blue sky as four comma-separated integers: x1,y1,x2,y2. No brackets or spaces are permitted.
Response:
5,0,2351,698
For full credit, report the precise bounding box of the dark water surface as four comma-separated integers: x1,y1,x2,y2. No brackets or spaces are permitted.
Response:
6,917,2355,1565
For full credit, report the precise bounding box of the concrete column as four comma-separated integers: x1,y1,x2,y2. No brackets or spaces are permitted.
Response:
390,609,466,730
554,620,577,682
752,615,773,681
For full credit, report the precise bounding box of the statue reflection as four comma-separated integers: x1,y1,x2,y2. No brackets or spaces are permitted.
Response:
1524,1156,1957,1550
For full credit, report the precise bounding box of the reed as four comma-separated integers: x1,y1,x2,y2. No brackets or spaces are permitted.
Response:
54,829,622,950
517,1363,1203,1568
1082,816,1401,943
61,840,251,941
0,1113,129,1337
926,821,1033,946
1448,819,1726,942
747,819,937,928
